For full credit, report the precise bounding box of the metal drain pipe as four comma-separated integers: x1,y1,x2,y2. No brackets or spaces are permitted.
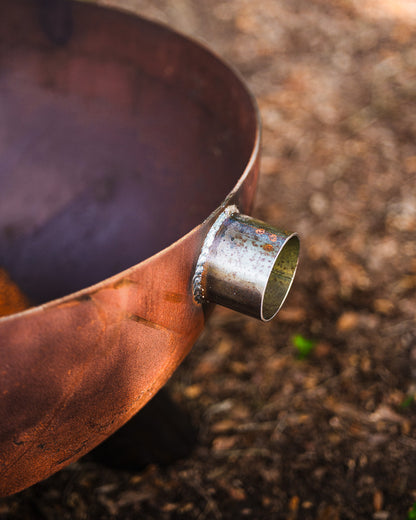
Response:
193,206,300,321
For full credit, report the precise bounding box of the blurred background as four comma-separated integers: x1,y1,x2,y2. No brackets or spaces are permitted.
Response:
2,0,416,518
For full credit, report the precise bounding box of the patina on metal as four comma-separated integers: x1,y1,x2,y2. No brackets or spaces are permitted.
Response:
193,206,299,321
0,0,298,496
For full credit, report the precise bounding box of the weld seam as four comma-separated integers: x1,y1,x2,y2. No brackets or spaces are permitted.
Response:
192,205,239,303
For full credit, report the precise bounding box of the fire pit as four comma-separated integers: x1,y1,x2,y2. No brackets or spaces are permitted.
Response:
0,0,299,495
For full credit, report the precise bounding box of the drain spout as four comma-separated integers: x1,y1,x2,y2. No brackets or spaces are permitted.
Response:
193,206,299,321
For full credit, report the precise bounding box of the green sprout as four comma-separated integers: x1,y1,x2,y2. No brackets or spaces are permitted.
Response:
291,334,316,360
407,502,416,520
400,395,415,410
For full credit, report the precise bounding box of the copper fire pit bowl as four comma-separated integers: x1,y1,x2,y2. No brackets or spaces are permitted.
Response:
0,0,299,496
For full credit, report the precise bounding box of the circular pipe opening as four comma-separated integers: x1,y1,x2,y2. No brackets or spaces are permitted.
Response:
261,235,300,321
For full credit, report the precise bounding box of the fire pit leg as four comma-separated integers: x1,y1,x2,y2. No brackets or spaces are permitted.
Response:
38,0,73,45
89,389,198,471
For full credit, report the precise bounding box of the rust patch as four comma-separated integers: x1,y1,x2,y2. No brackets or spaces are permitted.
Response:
75,293,93,302
57,293,93,311
262,244,274,252
128,314,169,332
164,291,184,303
112,278,137,290
56,442,88,466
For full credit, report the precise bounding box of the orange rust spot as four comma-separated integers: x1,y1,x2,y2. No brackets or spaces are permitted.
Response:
112,278,137,289
57,293,93,310
269,234,277,242
128,313,170,332
256,228,265,234
0,268,31,317
262,244,274,252
76,293,93,302
164,291,184,303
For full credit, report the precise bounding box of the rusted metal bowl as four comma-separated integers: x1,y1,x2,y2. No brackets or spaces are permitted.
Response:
0,0,299,496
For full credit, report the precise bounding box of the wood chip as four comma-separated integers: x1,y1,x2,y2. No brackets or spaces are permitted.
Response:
336,311,359,331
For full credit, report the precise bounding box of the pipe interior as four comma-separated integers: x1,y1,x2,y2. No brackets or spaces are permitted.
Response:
0,0,257,304
262,236,300,321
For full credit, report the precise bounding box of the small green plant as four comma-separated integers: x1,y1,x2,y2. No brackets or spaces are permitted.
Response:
400,394,414,410
291,334,316,360
407,502,416,520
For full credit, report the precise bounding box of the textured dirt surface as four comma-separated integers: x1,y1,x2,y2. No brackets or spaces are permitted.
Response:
2,0,416,518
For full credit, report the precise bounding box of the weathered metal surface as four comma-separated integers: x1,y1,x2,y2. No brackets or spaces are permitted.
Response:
0,268,31,317
193,206,299,321
0,0,260,495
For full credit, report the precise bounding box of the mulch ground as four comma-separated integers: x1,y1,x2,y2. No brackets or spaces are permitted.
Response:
2,0,416,518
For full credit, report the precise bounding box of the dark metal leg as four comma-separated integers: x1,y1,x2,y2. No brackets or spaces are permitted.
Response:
38,0,73,45
89,389,198,471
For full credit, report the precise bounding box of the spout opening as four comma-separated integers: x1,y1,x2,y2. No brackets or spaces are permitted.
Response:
261,234,300,321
